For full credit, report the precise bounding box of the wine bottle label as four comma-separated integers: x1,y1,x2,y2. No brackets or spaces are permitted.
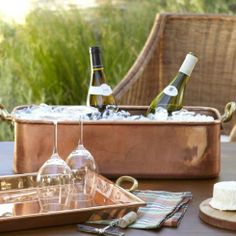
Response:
163,85,178,96
89,83,113,96
179,53,198,76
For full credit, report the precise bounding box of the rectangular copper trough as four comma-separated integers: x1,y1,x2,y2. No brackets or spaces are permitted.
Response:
12,105,221,179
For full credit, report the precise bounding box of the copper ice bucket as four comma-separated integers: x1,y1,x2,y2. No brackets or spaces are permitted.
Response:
1,103,235,179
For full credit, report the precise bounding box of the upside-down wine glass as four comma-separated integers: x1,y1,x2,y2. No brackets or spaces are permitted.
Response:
66,116,97,206
36,120,73,212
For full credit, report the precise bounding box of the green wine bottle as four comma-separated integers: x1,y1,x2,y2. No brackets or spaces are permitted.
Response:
87,46,116,112
147,52,198,114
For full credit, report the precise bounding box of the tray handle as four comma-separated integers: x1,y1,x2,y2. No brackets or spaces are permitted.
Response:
221,102,236,123
115,176,139,192
0,104,12,122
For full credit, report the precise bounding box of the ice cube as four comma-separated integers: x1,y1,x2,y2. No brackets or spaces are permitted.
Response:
147,113,156,120
89,111,101,121
102,105,119,119
172,109,196,117
127,115,149,121
152,107,168,121
170,110,214,122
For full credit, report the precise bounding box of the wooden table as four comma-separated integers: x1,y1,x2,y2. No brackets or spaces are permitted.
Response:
0,142,236,236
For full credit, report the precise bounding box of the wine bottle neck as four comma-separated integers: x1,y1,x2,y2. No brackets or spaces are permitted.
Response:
90,49,103,69
89,50,106,87
168,72,189,93
179,53,198,77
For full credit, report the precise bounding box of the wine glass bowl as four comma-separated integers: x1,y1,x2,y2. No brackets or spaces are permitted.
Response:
66,144,97,181
66,145,97,206
37,155,73,212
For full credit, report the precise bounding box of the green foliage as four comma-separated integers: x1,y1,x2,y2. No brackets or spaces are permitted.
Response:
0,0,236,140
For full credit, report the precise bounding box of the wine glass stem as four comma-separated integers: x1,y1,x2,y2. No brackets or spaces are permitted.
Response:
79,117,83,145
53,121,58,154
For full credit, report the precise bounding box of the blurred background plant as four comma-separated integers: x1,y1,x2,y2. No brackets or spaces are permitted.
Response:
0,0,236,140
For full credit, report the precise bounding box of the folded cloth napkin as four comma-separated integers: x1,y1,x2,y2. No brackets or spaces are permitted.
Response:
130,190,192,228
89,190,192,229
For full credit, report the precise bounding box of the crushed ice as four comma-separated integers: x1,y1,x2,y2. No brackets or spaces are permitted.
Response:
12,104,215,122
12,104,98,121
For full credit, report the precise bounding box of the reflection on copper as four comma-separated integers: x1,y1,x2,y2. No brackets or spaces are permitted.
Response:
0,172,145,232
13,201,40,216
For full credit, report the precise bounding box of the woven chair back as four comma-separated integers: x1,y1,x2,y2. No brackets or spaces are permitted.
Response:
114,14,236,134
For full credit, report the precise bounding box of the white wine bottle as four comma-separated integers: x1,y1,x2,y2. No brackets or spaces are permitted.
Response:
147,52,198,114
87,46,116,112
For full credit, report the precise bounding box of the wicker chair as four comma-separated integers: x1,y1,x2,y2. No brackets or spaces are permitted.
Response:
113,13,236,138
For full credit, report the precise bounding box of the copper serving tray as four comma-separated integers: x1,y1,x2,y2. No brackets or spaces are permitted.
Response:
10,105,223,179
0,172,145,232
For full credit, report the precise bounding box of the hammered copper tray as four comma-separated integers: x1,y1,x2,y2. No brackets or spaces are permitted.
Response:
11,105,222,178
0,172,145,232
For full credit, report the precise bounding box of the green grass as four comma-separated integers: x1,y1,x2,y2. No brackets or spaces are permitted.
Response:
0,0,236,140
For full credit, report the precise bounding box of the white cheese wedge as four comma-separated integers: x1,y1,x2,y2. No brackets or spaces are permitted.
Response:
209,181,236,211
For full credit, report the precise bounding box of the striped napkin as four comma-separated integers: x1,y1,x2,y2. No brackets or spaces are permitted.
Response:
90,190,192,229
129,190,192,228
